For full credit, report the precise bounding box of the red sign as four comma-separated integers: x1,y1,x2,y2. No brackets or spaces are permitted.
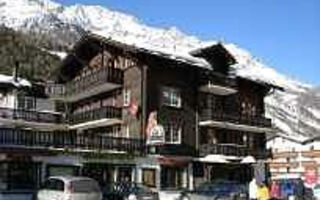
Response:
158,157,189,168
305,167,317,188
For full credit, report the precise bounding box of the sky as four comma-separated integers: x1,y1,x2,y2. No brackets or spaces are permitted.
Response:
56,0,320,86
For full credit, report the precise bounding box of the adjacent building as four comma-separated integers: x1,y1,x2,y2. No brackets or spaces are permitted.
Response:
268,135,320,187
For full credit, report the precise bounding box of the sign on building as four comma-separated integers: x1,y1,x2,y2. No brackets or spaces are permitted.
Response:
146,111,165,145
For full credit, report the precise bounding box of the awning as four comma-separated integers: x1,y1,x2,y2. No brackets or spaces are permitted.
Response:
195,155,230,164
199,120,275,133
158,156,191,168
241,155,256,164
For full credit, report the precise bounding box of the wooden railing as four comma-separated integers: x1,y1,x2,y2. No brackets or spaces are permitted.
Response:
70,106,122,124
199,143,271,159
45,67,123,98
0,128,144,153
65,67,123,96
200,110,272,128
199,71,237,89
0,107,63,124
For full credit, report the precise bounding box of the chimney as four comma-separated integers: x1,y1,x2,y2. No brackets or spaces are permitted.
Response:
13,61,19,82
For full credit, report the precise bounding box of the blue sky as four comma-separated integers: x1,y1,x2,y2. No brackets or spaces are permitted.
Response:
56,0,320,86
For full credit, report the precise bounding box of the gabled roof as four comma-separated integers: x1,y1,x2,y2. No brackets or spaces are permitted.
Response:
190,42,237,66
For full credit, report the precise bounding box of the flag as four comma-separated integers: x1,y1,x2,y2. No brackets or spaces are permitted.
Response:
128,99,139,117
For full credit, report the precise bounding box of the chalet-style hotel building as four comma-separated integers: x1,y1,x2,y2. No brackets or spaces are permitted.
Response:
0,32,276,198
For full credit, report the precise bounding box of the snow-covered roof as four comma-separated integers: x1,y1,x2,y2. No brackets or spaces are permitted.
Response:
0,74,31,87
188,41,219,55
88,32,211,69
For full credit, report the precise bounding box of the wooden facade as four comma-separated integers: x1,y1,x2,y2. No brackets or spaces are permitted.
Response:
0,33,274,193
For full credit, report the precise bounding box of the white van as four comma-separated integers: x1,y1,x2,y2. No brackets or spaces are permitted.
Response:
37,176,102,200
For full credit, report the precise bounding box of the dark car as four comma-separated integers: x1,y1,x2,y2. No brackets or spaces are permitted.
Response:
103,182,159,200
179,181,248,200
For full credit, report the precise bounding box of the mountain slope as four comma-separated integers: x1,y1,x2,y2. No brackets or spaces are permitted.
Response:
0,26,61,81
0,0,319,141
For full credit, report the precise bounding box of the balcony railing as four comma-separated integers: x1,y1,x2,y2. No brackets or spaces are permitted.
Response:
200,143,247,157
199,71,237,95
0,128,144,154
70,106,122,124
65,67,123,96
0,107,63,124
200,110,272,128
199,143,271,159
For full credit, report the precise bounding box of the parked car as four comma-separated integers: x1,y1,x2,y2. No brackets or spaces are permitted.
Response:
103,182,159,200
179,181,248,200
37,176,102,200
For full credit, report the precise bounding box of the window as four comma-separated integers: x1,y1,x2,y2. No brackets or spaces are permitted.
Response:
123,89,131,107
118,167,132,182
71,180,100,193
162,87,181,108
142,169,156,187
164,124,181,144
43,179,64,191
126,125,130,138
161,167,183,189
47,165,79,177
17,96,36,110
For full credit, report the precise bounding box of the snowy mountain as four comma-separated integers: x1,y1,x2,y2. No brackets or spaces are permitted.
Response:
1,0,319,142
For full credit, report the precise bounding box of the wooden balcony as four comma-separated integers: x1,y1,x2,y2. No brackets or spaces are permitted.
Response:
0,128,144,154
199,111,272,133
65,67,123,102
0,107,63,124
199,143,271,159
69,106,122,125
199,71,237,95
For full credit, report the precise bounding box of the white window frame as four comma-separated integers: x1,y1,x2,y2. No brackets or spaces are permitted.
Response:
162,86,181,108
123,89,131,107
125,125,130,138
164,125,182,144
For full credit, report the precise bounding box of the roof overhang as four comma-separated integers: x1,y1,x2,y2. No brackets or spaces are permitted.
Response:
199,82,237,95
69,118,122,130
199,120,275,133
